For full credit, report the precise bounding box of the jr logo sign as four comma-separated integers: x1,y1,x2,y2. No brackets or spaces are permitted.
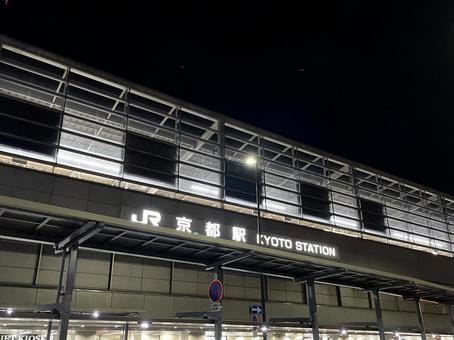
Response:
131,209,161,226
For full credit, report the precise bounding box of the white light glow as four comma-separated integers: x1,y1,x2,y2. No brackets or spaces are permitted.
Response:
260,325,268,332
394,331,400,338
58,150,122,176
190,184,218,195
330,215,359,229
0,145,55,163
92,310,99,318
140,322,150,329
266,202,287,211
6,308,13,315
245,156,257,166
340,328,348,336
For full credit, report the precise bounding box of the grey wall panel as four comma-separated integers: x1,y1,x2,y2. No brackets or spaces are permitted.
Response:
0,286,37,305
35,288,57,305
111,292,145,310
144,295,174,317
75,291,112,309
141,278,169,293
0,266,34,284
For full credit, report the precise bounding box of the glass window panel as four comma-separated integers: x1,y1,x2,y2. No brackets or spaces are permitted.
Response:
60,132,124,161
179,163,221,186
265,198,301,217
57,149,122,176
65,100,126,128
180,149,221,170
128,119,176,143
179,178,220,199
264,172,299,192
179,134,220,157
265,186,299,205
62,115,125,145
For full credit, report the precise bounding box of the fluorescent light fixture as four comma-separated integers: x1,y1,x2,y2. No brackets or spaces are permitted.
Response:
58,150,122,176
245,156,257,166
6,308,13,315
140,322,150,329
92,310,99,318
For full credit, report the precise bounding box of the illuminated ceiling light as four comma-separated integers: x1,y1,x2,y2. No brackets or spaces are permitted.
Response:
394,331,400,338
245,156,257,166
340,328,348,336
81,325,85,328
92,310,100,318
140,322,150,329
260,325,268,332
6,308,13,315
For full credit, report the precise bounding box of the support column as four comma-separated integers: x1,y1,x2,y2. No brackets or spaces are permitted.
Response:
122,323,129,340
416,298,427,340
260,275,268,340
214,268,224,340
46,320,53,340
447,305,454,336
57,245,79,340
307,280,319,340
372,290,385,340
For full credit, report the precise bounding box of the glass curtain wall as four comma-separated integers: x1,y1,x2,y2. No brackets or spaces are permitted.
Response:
0,39,454,255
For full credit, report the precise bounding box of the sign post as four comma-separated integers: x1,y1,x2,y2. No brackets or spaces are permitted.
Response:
209,278,224,340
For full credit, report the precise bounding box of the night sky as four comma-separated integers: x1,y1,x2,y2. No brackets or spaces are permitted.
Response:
2,1,454,195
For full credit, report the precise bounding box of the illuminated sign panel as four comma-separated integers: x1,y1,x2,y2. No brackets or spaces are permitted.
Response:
0,335,45,340
127,207,338,259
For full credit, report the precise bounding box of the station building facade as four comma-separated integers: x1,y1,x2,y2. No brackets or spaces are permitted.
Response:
0,36,454,340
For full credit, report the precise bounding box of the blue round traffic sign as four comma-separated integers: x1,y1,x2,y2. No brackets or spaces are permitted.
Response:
208,279,224,302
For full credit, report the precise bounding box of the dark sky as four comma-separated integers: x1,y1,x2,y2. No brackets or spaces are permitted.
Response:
2,1,454,195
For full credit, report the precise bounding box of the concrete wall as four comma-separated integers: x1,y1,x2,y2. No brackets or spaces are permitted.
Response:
0,239,451,331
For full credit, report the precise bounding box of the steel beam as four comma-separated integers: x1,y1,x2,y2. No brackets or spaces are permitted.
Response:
205,250,254,271
214,267,224,340
447,305,454,336
55,221,103,251
371,290,385,340
294,268,345,283
307,279,319,340
46,320,53,340
123,322,129,340
261,275,268,340
415,298,427,340
57,245,79,340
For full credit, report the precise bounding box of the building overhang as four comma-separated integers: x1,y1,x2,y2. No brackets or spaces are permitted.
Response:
0,194,453,306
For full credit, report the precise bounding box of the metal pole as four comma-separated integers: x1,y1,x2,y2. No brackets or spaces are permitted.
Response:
255,161,261,237
57,245,79,340
214,267,223,340
307,279,319,340
416,298,427,340
447,305,454,336
46,320,53,340
261,275,268,340
372,290,385,340
123,323,129,340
